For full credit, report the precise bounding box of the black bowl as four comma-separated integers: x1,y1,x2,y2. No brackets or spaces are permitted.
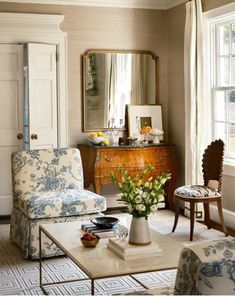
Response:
90,217,119,229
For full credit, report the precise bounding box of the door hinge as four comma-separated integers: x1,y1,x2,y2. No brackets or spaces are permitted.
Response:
56,52,59,62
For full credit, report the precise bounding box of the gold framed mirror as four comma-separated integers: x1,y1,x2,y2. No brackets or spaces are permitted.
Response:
82,49,159,131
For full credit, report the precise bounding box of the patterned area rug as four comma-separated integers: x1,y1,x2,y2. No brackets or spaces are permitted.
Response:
0,210,225,295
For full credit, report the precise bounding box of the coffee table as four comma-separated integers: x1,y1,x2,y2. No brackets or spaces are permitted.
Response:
39,214,183,295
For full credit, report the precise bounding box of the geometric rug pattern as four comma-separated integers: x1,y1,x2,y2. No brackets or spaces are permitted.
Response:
0,210,225,295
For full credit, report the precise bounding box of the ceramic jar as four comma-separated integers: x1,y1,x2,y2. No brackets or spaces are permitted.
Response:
128,216,151,245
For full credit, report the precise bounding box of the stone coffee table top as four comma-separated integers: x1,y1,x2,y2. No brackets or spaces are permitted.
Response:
40,214,183,279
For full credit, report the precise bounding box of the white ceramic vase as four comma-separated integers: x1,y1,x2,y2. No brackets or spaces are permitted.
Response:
129,216,151,245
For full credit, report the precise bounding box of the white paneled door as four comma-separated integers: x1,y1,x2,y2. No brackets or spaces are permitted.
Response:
0,43,58,215
0,44,24,215
27,43,58,149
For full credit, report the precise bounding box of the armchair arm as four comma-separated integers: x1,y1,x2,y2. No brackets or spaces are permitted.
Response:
174,248,201,295
174,237,235,295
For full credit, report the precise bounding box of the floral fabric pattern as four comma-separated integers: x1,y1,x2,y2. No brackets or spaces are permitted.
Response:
12,148,84,196
10,148,106,259
15,189,105,219
10,207,104,259
124,237,235,296
174,237,235,295
175,185,221,198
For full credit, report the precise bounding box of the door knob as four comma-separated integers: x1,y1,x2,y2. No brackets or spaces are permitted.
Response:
31,134,38,140
17,133,23,140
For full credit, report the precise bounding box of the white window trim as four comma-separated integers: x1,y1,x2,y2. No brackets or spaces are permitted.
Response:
204,3,235,176
204,2,235,21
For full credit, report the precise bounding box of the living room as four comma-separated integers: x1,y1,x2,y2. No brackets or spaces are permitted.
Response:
0,0,235,295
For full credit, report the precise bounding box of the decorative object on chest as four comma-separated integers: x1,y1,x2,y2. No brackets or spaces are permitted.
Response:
127,105,163,143
77,144,178,210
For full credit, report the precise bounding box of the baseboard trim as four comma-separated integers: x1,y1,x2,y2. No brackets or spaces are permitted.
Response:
210,205,235,230
0,215,11,224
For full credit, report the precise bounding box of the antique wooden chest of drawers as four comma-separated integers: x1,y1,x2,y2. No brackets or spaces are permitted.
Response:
77,144,178,210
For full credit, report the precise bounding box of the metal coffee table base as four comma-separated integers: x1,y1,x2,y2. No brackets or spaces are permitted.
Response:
39,228,150,295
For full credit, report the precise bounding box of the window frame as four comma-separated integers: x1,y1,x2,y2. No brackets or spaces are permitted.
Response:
205,7,235,165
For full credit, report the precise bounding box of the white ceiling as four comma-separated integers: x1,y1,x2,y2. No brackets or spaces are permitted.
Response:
0,0,187,10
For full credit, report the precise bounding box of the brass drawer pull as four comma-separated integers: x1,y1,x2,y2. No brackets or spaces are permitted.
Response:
160,154,167,160
102,173,110,178
104,156,113,162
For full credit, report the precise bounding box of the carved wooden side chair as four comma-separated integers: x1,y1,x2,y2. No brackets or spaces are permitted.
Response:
172,139,228,241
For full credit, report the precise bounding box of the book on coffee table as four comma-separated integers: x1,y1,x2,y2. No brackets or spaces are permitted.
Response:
81,222,116,238
107,238,162,260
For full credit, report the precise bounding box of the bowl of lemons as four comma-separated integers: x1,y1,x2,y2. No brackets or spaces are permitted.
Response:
87,132,109,145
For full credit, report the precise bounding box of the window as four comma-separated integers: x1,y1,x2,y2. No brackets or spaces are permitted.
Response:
210,16,235,163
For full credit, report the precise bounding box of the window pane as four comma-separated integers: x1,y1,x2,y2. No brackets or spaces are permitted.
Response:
232,56,235,85
232,24,235,54
228,91,235,121
214,91,226,121
214,122,226,142
219,56,230,85
228,123,235,155
219,24,230,55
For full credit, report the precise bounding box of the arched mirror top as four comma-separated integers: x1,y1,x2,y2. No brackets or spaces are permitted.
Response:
82,49,159,131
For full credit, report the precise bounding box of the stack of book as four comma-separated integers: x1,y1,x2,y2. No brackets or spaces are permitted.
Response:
107,238,163,260
81,222,116,238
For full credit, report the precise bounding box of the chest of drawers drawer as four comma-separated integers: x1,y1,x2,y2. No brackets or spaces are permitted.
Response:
78,144,178,210
97,147,171,168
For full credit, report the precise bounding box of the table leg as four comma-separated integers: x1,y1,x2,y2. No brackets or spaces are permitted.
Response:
91,279,95,295
39,228,42,287
39,228,47,295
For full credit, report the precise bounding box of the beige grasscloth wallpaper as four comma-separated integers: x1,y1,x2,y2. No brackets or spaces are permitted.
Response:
0,2,167,147
0,0,234,206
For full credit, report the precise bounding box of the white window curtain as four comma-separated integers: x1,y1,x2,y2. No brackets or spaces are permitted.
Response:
131,54,148,104
104,53,132,127
184,0,211,219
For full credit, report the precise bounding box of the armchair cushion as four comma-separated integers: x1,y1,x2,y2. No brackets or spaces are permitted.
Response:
175,185,221,198
15,189,106,219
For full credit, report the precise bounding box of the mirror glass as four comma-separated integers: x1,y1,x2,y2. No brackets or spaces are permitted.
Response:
83,50,158,131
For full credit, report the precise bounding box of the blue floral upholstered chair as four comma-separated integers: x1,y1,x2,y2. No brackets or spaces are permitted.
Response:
10,148,107,259
173,236,235,295
125,236,235,295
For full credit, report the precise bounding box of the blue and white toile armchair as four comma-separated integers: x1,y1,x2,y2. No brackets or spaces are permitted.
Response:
174,236,235,294
10,148,107,259
130,236,235,295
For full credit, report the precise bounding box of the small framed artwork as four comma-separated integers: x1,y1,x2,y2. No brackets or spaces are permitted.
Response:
127,105,163,140
140,117,152,128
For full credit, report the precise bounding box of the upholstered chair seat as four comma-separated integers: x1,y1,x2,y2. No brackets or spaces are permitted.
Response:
175,185,221,199
10,148,106,259
15,189,105,219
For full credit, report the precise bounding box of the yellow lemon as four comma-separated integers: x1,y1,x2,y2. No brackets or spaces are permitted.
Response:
102,139,109,146
97,131,105,137
89,133,98,137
